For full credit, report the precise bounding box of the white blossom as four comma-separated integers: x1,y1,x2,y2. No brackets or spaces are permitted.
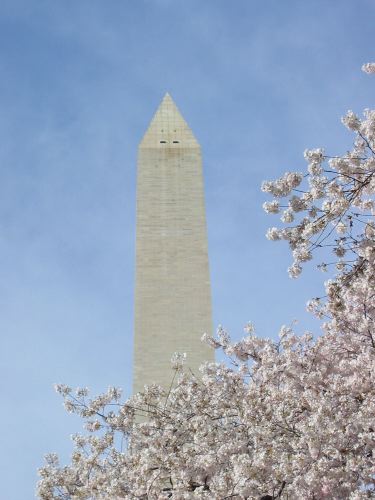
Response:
342,110,361,131
281,208,294,223
262,172,303,197
336,221,347,234
288,262,302,278
304,148,324,163
244,322,255,334
292,244,312,263
262,199,279,214
362,62,375,74
266,226,281,240
171,352,187,370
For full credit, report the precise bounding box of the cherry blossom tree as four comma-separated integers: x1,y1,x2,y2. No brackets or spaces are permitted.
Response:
37,65,375,499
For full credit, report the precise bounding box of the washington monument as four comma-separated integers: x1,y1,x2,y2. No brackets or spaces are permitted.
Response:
133,94,214,394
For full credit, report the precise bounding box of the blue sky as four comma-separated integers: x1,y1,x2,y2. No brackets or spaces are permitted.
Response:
0,1,374,498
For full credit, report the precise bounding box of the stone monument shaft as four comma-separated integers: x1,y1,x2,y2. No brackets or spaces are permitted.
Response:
133,94,213,393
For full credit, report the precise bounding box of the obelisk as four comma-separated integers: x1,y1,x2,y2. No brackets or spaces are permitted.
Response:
133,93,214,394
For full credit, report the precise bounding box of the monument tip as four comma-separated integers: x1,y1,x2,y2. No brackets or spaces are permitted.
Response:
139,93,199,147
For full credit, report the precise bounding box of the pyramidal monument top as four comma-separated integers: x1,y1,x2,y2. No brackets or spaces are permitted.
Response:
139,93,199,148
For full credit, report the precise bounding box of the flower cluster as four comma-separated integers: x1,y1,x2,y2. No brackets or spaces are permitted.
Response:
262,105,374,295
37,301,375,499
